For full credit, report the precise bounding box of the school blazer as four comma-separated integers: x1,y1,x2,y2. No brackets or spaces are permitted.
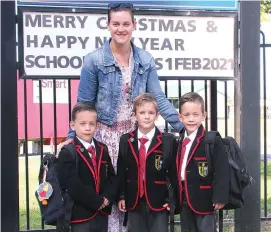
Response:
117,127,178,211
58,137,117,223
176,125,229,214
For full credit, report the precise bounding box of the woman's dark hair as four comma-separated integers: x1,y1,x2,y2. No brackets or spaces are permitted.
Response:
107,3,135,23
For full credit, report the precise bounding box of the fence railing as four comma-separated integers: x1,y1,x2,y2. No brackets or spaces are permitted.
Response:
18,32,270,232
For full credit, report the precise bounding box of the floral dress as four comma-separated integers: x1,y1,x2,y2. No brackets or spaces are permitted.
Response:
94,52,135,232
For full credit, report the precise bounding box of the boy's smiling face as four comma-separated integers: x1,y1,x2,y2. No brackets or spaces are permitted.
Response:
179,101,206,135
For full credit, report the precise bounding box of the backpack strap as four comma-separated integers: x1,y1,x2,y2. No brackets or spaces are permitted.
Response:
123,140,129,227
65,143,79,168
57,144,78,232
204,131,220,173
162,132,175,232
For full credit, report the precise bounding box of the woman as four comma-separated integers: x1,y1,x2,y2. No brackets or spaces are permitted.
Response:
66,3,183,232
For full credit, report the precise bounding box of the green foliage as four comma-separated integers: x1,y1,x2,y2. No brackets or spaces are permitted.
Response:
261,0,271,14
261,1,271,22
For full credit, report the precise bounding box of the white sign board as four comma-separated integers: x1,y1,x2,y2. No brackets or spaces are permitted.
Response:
21,11,236,78
33,80,69,103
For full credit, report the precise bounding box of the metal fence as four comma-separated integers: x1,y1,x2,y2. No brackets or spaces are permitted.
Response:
260,30,271,221
18,32,270,232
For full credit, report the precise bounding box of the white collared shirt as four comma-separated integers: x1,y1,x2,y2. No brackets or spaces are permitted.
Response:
180,129,198,180
137,127,156,153
77,137,95,158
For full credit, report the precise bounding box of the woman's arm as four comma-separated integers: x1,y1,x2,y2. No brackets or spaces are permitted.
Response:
146,58,184,132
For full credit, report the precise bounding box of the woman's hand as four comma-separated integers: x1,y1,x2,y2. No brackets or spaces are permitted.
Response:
213,203,225,210
118,200,126,212
56,138,73,157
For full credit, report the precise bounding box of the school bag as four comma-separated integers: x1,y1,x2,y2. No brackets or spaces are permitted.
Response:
205,131,254,210
36,144,78,232
162,132,177,232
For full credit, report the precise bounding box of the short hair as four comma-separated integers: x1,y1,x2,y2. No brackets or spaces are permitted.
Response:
179,92,205,113
71,102,97,121
107,3,135,23
133,93,158,113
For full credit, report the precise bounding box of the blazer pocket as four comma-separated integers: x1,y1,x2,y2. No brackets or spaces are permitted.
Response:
154,150,163,154
193,157,207,161
154,181,167,185
200,185,212,189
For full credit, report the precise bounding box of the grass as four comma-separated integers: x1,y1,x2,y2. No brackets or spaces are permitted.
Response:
19,156,53,230
19,157,271,231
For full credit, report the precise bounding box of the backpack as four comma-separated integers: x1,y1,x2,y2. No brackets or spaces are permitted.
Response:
36,144,78,231
205,131,254,210
162,133,177,232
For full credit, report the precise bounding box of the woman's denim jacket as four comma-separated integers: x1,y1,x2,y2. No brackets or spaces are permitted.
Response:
68,40,183,138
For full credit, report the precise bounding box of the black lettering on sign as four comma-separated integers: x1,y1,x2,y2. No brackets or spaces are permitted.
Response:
95,36,110,49
138,18,147,31
96,16,107,29
67,36,77,48
161,39,172,50
25,55,84,69
25,14,42,27
165,58,173,70
202,58,211,70
159,19,174,32
65,16,76,28
26,35,38,47
27,35,89,49
36,55,47,68
137,18,197,32
43,15,51,27
220,58,227,70
150,38,160,50
211,58,219,70
77,16,88,28
54,15,64,28
41,35,54,48
187,20,196,32
138,38,149,50
25,14,88,28
78,37,89,49
149,18,157,31
152,58,234,71
183,58,192,70
137,38,184,51
192,58,201,70
25,55,35,68
70,57,82,68
56,36,66,48
175,39,184,51
155,58,163,70
58,56,69,68
175,58,183,70
175,20,186,32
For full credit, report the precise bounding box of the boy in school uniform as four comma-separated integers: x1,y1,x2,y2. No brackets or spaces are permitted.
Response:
176,92,229,232
117,93,178,232
58,102,117,232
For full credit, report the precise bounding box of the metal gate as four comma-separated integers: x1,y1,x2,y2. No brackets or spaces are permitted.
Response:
18,32,270,232
18,78,234,232
0,1,263,232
